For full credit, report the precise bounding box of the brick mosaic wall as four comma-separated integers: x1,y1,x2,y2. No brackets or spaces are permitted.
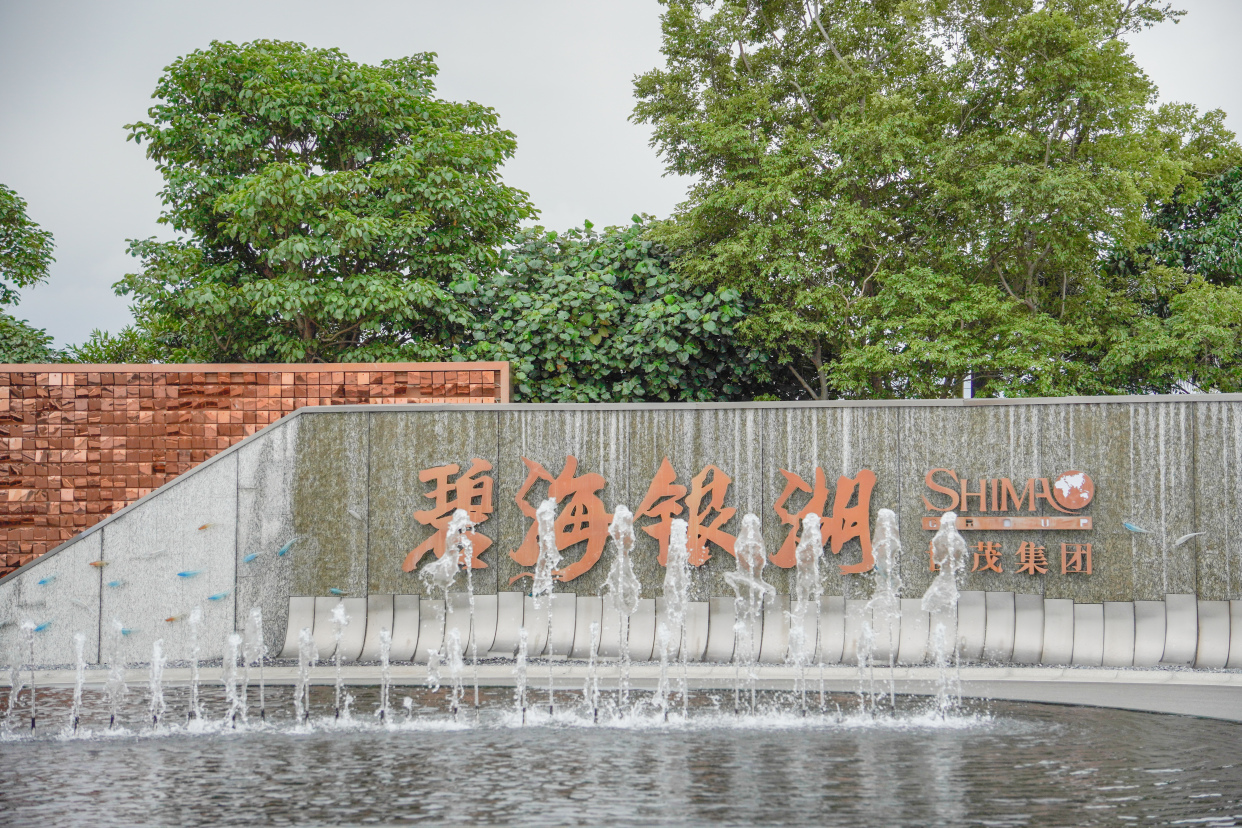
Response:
0,362,508,578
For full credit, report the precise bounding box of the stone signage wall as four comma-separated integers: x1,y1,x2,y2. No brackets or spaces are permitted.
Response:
0,363,509,577
2,395,1239,668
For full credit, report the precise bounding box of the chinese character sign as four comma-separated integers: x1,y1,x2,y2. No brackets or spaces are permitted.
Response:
509,456,612,583
771,467,877,574
635,457,736,566
402,458,494,572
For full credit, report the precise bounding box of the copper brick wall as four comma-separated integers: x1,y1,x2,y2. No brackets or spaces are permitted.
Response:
0,362,509,577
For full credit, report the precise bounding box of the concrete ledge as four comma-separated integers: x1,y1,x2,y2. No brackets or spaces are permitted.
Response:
18,664,1242,723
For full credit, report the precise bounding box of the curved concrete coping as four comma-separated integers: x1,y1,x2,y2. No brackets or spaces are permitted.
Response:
682,601,710,662
1230,601,1242,670
1071,603,1105,666
897,598,929,665
46,664,1242,724
841,598,865,664
956,591,986,662
758,594,790,663
1163,594,1199,665
570,596,603,659
816,596,845,664
389,595,421,662
1041,598,1074,665
1196,600,1231,669
789,600,819,664
703,597,735,662
546,593,577,657
1102,601,1135,668
311,597,342,658
337,597,369,662
983,592,1016,663
1133,600,1166,666
1011,594,1044,664
358,594,394,661
489,593,524,657
521,597,549,657
596,599,623,660
416,598,445,663
628,598,658,662
471,594,499,655
445,593,497,657
278,596,316,659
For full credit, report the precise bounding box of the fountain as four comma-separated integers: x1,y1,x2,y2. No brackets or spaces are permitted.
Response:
514,627,529,724
330,603,349,719
244,607,266,721
69,632,85,733
148,640,166,726
583,621,601,723
659,518,691,719
224,633,243,726
295,626,317,723
603,505,641,709
20,620,35,730
724,513,774,714
105,619,128,729
377,629,392,722
859,508,903,709
531,497,560,716
921,510,968,715
187,606,203,721
789,513,824,715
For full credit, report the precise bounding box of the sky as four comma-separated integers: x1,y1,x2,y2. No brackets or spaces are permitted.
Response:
0,0,1239,348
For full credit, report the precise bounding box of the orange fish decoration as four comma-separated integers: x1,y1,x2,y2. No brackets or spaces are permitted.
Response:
89,561,108,568
164,615,184,623
198,523,214,531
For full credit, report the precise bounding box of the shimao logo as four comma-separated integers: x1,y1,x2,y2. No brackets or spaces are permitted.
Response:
920,469,1096,576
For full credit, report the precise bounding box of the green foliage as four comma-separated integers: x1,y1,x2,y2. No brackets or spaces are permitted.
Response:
0,184,55,306
0,313,59,364
634,0,1241,398
460,218,774,401
118,39,535,363
62,324,173,364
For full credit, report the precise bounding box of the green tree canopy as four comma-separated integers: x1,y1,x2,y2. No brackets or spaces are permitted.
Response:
634,0,1240,398
119,39,535,363
0,184,59,363
461,218,776,401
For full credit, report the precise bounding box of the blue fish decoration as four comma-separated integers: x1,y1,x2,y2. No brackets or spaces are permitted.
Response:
207,591,231,601
1123,522,1150,534
106,580,125,588
242,553,260,563
328,587,346,596
37,575,56,586
120,628,136,636
277,538,300,557
33,622,51,633
176,570,202,579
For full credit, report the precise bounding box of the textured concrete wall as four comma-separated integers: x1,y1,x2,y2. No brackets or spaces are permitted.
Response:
4,395,1242,667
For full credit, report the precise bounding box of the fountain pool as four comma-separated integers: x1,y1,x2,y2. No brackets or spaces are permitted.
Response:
3,684,1242,827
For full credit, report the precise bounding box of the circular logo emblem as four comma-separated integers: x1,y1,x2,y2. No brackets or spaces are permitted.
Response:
1052,471,1094,510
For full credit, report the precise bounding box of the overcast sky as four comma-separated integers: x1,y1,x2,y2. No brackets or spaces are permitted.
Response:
1,0,1239,348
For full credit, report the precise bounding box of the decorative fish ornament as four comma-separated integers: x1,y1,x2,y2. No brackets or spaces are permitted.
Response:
176,570,202,579
165,615,184,623
277,538,300,557
1173,532,1205,547
198,523,214,531
207,591,231,601
36,575,56,586
120,627,136,636
328,587,346,596
1123,522,1150,534
33,622,51,633
89,560,109,568
106,580,125,589
242,553,261,563
347,509,363,521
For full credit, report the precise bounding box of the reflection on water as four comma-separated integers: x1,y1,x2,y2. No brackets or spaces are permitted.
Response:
2,685,1241,827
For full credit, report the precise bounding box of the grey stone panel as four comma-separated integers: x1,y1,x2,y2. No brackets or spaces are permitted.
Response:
1231,600,1242,668
629,598,657,661
1041,598,1074,664
628,408,759,601
898,405,1043,603
490,593,524,657
1011,593,1044,664
98,452,238,664
1133,600,1167,666
760,406,901,602
0,531,101,667
570,596,602,659
1191,403,1242,601
1163,593,1199,665
389,595,421,661
368,410,501,598
704,597,735,663
817,596,846,663
957,591,987,661
983,592,1016,663
496,408,630,597
1041,404,1132,603
1125,404,1198,600
278,596,315,659
358,594,394,661
236,418,299,660
896,598,929,664
291,413,369,599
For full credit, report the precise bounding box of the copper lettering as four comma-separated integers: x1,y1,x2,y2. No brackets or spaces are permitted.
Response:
403,459,494,572
922,468,960,511
510,455,612,583
959,478,987,513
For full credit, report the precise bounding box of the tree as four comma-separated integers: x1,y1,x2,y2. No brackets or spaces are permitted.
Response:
0,184,59,363
633,0,1239,398
461,218,776,401
119,40,535,363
